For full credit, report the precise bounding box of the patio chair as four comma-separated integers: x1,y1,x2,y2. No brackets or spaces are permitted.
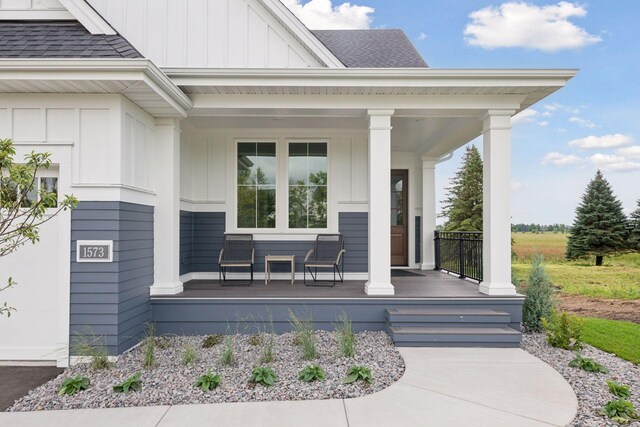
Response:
304,234,345,287
218,234,254,286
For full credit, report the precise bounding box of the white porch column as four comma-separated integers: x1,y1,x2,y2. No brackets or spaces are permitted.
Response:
480,111,517,296
150,118,183,296
365,110,395,296
421,158,437,270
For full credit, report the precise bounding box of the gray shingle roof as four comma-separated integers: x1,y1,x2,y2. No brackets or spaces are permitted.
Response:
312,29,428,68
0,21,142,58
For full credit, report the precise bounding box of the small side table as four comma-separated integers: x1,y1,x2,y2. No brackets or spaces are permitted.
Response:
265,255,295,285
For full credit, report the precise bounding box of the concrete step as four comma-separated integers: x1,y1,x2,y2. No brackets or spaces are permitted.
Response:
386,308,511,324
388,325,522,347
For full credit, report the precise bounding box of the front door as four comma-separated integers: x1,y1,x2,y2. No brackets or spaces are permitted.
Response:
391,170,408,266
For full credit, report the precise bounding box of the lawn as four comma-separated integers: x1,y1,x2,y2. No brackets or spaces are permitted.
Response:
580,317,640,364
512,233,640,300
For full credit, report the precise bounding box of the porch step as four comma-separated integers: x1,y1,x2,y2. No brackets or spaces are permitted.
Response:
386,308,511,324
388,326,522,347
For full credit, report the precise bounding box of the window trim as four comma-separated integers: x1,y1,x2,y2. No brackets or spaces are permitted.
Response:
19,167,60,210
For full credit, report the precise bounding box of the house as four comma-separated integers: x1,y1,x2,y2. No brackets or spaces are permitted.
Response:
0,0,575,367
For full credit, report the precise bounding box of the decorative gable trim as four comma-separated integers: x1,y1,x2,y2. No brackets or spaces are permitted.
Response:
59,0,115,35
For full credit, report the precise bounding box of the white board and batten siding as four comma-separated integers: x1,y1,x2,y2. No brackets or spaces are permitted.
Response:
88,0,324,68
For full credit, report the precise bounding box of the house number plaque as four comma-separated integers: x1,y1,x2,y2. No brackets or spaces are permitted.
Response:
76,240,113,263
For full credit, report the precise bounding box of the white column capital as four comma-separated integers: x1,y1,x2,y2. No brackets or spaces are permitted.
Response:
367,109,395,117
481,110,515,132
421,157,437,169
154,117,182,129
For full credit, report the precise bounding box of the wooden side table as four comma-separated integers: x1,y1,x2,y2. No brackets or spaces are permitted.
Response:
265,255,295,285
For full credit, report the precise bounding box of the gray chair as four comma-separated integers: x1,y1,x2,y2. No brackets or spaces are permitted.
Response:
304,234,345,287
218,234,254,286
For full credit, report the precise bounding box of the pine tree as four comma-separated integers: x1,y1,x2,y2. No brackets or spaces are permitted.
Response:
522,256,556,333
566,170,628,265
629,199,640,250
441,145,483,231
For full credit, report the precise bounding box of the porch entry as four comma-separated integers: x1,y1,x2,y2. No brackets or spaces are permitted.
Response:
391,169,408,266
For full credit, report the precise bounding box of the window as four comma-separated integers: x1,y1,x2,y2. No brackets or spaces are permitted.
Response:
237,142,276,228
288,142,327,229
22,177,58,208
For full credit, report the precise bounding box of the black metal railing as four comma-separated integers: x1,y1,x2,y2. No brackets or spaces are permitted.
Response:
434,231,483,282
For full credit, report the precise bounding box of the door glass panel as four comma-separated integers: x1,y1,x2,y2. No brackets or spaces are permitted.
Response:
391,174,404,226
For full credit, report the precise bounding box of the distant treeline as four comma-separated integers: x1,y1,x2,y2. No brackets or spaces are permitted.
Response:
511,223,570,233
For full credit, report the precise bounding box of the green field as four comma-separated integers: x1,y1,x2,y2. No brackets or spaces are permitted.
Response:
512,233,640,300
581,318,640,364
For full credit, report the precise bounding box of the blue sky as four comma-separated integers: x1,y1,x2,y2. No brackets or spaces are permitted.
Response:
286,0,640,225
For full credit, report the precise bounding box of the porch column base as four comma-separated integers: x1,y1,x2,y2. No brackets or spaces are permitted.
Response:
479,282,517,296
150,281,184,296
421,263,436,270
365,281,395,296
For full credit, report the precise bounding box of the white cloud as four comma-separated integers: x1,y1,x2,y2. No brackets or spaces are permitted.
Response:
542,152,586,166
417,32,428,41
538,121,549,127
569,117,597,129
617,146,640,159
544,102,581,115
590,153,640,172
464,2,602,52
512,109,548,126
281,0,374,29
511,180,523,191
568,134,634,150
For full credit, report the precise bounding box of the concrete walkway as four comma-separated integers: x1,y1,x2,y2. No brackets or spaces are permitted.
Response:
0,348,578,427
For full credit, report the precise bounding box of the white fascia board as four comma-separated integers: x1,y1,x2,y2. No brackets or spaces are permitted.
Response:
164,67,578,89
256,0,346,68
0,59,193,115
58,0,116,35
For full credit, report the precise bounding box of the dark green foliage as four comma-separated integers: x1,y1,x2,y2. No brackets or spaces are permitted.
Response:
249,366,277,387
569,352,608,373
113,373,142,394
600,399,639,424
607,380,631,399
343,365,372,385
194,370,221,392
566,171,628,265
441,145,483,231
202,334,223,348
542,311,583,350
58,376,90,396
298,365,326,383
522,256,556,332
629,199,640,250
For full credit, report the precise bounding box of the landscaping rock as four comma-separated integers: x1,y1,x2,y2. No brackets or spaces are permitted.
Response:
7,331,404,411
522,333,640,427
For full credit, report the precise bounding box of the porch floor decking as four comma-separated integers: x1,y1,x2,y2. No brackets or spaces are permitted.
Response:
157,271,516,299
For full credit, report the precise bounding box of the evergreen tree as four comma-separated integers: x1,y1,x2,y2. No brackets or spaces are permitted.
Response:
441,145,483,231
522,256,556,333
629,199,640,250
566,170,628,265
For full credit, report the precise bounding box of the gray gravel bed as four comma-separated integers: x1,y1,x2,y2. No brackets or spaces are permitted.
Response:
8,331,404,411
522,333,640,427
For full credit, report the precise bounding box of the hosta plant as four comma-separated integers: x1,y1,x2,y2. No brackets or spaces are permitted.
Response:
568,352,608,374
194,370,222,392
607,380,631,399
343,365,372,385
58,376,90,396
298,365,326,383
113,372,142,394
249,366,277,387
600,399,639,425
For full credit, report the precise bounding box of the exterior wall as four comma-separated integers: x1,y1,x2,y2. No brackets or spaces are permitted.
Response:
70,202,154,355
88,0,324,68
0,0,68,12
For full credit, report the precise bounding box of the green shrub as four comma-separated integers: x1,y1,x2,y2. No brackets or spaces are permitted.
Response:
542,311,583,350
607,380,631,399
600,399,639,424
113,373,142,394
194,370,222,392
334,313,356,358
289,310,317,360
249,366,277,387
58,376,90,396
182,344,198,366
72,333,112,370
343,365,372,385
202,334,223,348
142,324,156,369
259,333,275,363
521,256,556,332
568,352,608,373
220,336,235,366
298,365,326,383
